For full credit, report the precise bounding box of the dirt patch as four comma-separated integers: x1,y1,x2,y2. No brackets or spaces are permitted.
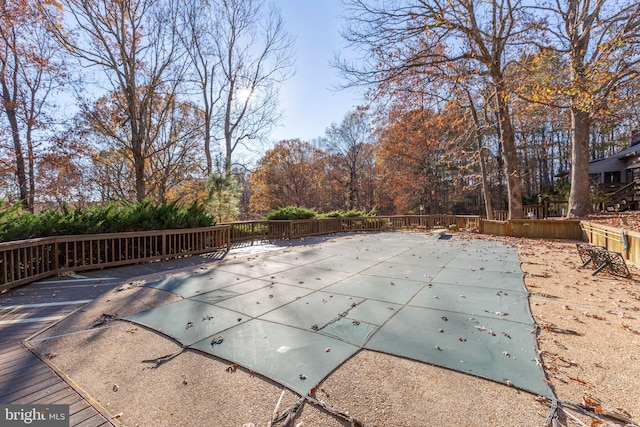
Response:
518,237,640,426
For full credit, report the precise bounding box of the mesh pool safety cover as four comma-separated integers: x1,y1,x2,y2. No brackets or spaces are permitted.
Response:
124,232,552,398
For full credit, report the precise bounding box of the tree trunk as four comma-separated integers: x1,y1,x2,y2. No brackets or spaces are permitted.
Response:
2,97,29,209
224,77,235,176
494,135,506,211
467,96,493,220
26,127,35,211
494,82,524,219
567,108,592,217
127,76,146,202
202,79,213,176
204,113,213,176
134,155,146,202
132,133,146,202
478,145,494,220
349,161,358,209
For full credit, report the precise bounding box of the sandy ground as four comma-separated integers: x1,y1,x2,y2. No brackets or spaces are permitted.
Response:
518,237,640,426
27,233,640,427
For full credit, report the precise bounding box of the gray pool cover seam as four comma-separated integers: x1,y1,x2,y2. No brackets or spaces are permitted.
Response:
123,232,553,398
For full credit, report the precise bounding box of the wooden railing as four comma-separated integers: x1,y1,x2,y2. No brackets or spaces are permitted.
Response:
385,214,475,229
1,226,231,292
2,215,484,291
226,216,481,242
226,221,270,243
494,202,570,220
1,237,58,290
600,182,636,211
494,209,546,221
2,213,594,292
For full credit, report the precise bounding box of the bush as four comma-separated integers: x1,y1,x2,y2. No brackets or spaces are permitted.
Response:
0,200,216,242
319,208,375,218
264,206,378,221
265,206,318,220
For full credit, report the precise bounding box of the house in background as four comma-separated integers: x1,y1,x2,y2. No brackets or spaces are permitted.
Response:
588,130,640,211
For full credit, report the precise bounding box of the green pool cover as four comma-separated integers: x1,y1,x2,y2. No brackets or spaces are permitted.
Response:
124,232,552,398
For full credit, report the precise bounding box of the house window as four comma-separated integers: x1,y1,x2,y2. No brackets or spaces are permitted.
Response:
604,171,621,183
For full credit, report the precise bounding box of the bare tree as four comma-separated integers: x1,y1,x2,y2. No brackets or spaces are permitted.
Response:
459,83,496,220
179,0,221,176
146,98,205,204
1,0,65,211
81,89,204,204
180,0,294,176
210,0,294,174
48,0,183,202
338,0,539,218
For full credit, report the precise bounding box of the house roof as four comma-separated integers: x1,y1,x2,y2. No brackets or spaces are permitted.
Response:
588,144,640,175
589,144,640,165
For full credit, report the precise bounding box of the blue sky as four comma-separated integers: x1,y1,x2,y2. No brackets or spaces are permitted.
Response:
268,0,364,143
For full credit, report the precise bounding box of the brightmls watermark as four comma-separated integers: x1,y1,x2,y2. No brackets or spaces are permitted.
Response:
0,405,68,426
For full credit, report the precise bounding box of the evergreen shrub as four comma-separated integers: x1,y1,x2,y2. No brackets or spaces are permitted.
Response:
0,200,215,242
265,206,318,220
264,206,377,220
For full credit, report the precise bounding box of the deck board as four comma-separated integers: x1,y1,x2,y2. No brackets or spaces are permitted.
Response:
75,415,112,427
0,274,120,427
10,382,70,405
0,358,49,382
0,346,25,361
0,375,65,402
0,348,39,367
0,323,49,342
23,386,76,405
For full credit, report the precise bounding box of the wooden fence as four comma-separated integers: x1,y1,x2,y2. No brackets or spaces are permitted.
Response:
479,219,583,240
0,214,610,291
580,221,640,265
226,216,482,242
494,205,546,221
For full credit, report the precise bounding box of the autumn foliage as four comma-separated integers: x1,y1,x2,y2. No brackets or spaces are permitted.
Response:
249,139,330,215
377,107,464,214
1,0,640,221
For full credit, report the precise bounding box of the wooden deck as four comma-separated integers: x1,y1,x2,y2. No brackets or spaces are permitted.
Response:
0,275,122,426
0,255,218,426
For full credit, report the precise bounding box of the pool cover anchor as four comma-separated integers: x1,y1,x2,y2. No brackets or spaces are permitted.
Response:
271,390,369,427
537,323,581,336
537,395,635,427
92,313,118,328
